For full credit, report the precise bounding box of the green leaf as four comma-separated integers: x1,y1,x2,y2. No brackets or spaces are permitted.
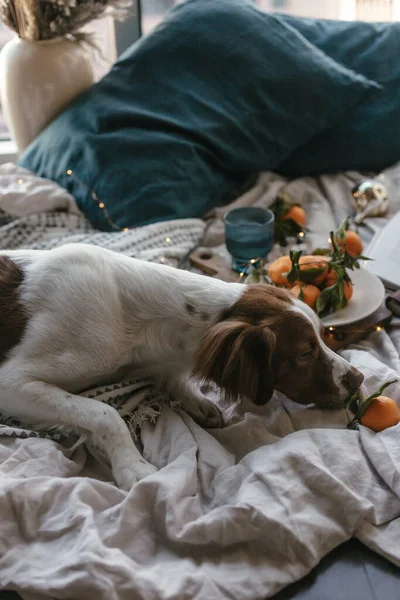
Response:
337,280,347,309
273,218,303,245
357,255,374,262
329,230,340,257
347,419,360,431
270,194,297,221
316,287,333,316
312,247,331,256
244,271,261,284
345,390,360,411
335,218,350,243
290,249,303,264
371,379,398,398
286,249,302,286
270,193,304,246
298,266,326,284
343,271,353,284
316,282,344,316
269,198,287,221
333,264,346,280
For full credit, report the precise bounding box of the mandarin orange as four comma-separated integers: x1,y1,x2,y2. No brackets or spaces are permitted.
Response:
324,269,338,288
281,205,306,227
298,255,330,286
343,280,353,301
290,283,320,308
267,255,292,287
337,230,363,257
360,396,400,432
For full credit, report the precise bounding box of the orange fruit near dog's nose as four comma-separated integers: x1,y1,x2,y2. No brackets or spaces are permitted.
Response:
360,396,400,432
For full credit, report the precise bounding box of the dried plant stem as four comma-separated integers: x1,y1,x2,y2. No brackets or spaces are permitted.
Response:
24,0,39,41
0,0,133,41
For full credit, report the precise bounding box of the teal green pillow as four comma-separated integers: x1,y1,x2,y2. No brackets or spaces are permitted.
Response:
18,0,380,230
276,16,400,176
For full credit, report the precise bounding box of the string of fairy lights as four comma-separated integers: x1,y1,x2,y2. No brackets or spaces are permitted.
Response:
65,169,173,263
66,169,129,233
326,325,384,341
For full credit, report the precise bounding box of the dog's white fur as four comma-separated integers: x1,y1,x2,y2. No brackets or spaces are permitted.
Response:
0,244,362,490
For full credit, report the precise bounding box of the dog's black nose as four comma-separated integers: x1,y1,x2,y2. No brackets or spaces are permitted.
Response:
344,368,364,393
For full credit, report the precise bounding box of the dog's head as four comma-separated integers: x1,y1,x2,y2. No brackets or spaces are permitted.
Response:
193,284,363,408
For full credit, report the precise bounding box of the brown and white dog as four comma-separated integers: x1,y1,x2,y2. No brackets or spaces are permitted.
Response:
0,244,363,489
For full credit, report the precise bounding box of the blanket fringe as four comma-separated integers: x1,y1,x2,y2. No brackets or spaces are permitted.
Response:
125,395,165,440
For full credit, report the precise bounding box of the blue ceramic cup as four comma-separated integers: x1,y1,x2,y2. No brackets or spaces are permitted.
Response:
224,206,275,273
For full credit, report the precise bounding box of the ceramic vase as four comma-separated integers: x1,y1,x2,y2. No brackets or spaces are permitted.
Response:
0,36,94,155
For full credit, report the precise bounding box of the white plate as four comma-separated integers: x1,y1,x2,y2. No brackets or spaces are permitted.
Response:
321,268,385,328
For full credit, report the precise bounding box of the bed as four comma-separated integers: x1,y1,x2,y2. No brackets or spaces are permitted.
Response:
0,160,399,600
1,0,400,597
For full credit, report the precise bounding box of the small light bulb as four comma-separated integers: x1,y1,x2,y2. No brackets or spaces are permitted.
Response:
165,237,172,243
328,238,332,244
98,202,105,209
329,327,334,331
376,326,382,332
17,179,23,185
250,259,257,264
66,169,72,175
123,228,129,232
159,256,165,263
298,232,305,238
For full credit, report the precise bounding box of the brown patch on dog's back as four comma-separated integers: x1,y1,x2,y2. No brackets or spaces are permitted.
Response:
0,256,27,364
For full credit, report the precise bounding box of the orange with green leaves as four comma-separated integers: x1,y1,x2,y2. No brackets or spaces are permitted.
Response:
347,380,399,432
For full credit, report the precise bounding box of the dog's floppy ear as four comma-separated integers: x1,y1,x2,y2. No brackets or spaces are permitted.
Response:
193,320,276,405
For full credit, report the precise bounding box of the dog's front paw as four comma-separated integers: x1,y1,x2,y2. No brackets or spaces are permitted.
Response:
191,398,224,429
114,460,158,491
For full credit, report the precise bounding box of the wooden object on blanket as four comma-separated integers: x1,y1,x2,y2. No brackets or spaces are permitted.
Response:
189,248,393,351
190,249,239,283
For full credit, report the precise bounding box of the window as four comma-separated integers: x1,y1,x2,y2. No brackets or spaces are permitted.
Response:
84,17,118,81
357,0,393,21
140,0,400,35
0,24,15,140
141,0,177,35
